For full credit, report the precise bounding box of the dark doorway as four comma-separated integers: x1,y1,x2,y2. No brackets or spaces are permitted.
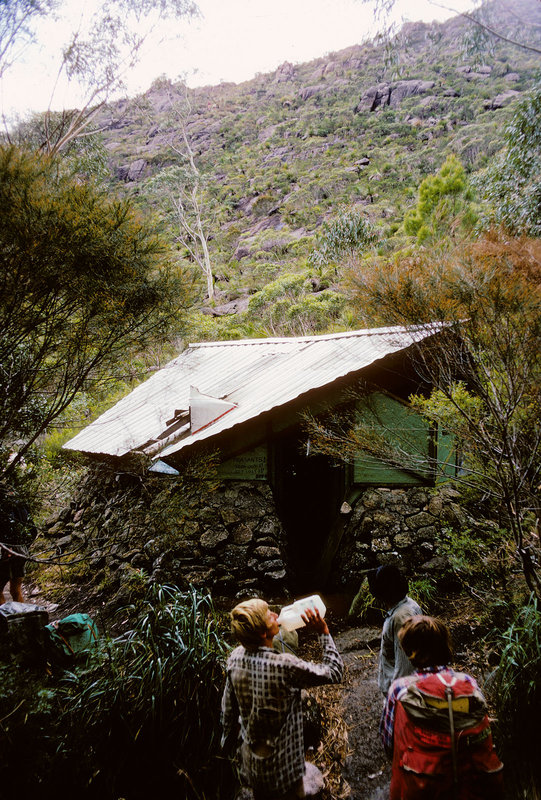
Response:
272,432,346,591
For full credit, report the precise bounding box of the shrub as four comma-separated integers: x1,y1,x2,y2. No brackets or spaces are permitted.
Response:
409,577,438,610
308,206,378,269
436,524,511,590
494,596,541,796
59,585,232,799
0,585,233,800
347,577,376,622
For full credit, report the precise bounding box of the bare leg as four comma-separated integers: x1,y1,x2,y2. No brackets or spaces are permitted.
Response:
9,576,24,602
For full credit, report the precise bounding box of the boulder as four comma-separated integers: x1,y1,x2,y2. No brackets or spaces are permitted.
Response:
354,83,392,112
273,62,296,83
299,84,326,101
484,90,520,109
116,158,148,182
388,80,436,108
355,80,435,112
204,297,250,317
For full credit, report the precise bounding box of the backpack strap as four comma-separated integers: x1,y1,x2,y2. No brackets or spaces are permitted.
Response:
445,685,459,799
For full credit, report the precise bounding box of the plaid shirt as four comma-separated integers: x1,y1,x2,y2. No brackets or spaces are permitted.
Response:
380,666,479,754
221,633,343,796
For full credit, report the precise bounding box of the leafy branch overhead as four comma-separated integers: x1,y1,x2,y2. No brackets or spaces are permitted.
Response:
0,145,192,476
1,0,199,154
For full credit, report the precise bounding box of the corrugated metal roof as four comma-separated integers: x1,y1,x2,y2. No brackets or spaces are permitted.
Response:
63,324,444,459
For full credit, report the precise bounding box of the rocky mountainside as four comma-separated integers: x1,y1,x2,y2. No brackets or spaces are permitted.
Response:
97,0,540,324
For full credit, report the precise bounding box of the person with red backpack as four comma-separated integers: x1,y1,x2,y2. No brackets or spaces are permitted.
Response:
381,615,504,800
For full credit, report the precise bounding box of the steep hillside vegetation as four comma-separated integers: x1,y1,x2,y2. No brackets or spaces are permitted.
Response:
92,0,540,337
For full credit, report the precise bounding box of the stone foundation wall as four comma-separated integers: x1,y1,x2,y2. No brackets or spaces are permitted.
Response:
158,480,289,597
45,468,468,600
331,485,468,588
45,468,289,601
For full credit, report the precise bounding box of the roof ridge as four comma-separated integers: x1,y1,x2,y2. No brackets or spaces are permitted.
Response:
188,324,435,348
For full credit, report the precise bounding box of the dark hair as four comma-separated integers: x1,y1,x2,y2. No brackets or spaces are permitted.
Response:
367,565,408,605
398,615,453,668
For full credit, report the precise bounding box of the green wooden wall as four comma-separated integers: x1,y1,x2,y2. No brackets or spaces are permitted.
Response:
216,392,456,487
353,392,432,485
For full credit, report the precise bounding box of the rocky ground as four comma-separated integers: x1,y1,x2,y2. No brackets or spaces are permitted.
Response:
334,626,391,800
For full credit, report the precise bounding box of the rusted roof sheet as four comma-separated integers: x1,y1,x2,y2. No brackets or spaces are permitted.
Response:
63,324,443,459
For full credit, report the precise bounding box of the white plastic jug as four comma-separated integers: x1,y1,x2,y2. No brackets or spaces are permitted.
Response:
277,594,326,632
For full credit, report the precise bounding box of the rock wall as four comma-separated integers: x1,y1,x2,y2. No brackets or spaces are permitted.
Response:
44,468,289,602
45,468,467,600
331,485,467,588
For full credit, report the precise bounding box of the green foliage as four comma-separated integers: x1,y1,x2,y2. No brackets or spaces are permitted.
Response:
494,596,541,794
0,585,233,800
0,145,191,475
309,206,378,269
7,115,111,185
347,577,376,622
0,660,62,797
403,154,473,242
408,577,438,609
60,585,231,798
247,272,346,335
479,85,541,235
436,525,511,588
0,0,55,77
410,384,484,463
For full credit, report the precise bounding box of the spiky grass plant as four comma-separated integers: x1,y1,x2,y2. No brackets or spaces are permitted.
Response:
57,584,233,799
495,595,541,798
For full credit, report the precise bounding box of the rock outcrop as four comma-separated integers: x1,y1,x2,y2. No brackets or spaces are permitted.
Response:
355,80,436,112
484,90,521,109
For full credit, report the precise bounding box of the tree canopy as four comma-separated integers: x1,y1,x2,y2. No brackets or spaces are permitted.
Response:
0,145,192,476
2,0,199,153
342,230,541,594
479,85,541,236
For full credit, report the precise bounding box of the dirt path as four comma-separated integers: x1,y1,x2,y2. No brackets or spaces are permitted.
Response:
333,627,391,800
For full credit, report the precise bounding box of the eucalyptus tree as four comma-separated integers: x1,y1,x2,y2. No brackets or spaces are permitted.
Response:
479,85,541,236
2,0,199,154
140,82,215,301
0,0,56,79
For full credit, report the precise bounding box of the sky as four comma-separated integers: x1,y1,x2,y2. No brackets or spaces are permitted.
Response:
0,0,477,120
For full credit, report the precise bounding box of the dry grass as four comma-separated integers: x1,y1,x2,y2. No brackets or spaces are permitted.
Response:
299,635,351,799
309,677,351,799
